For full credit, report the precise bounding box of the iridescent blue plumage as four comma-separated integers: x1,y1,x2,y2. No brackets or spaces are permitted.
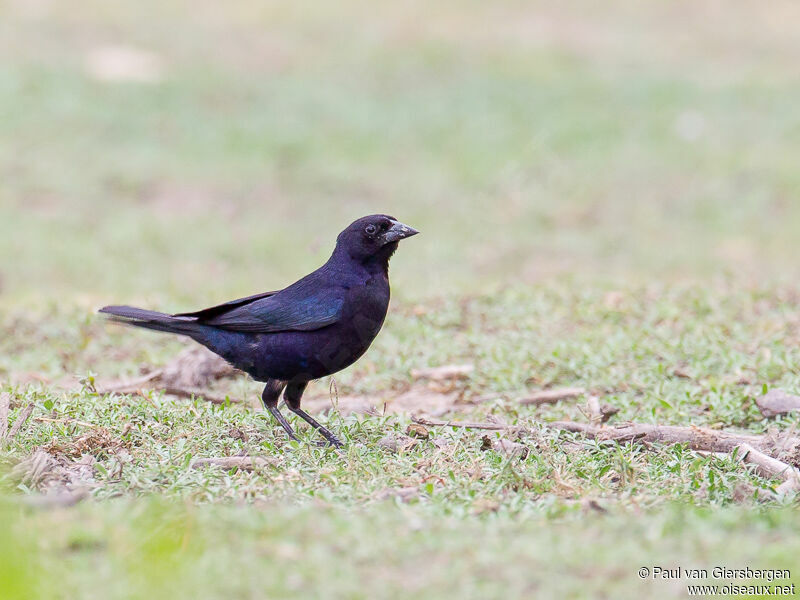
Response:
99,215,418,447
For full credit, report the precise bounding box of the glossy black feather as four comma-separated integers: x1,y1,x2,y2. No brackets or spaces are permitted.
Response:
198,273,345,333
99,214,419,446
173,290,278,320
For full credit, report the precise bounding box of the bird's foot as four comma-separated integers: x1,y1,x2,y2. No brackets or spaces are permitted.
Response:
287,406,345,448
315,434,345,449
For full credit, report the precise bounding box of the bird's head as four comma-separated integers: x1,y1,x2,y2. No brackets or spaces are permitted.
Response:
334,214,419,266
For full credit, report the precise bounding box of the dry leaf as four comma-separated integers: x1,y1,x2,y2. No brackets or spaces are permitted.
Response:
672,367,692,379
374,487,419,503
378,434,418,453
480,435,529,459
755,390,800,418
406,423,430,439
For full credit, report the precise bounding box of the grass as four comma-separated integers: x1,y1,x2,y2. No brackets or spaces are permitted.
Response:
2,0,800,597
3,1,800,302
3,285,800,597
3,499,800,600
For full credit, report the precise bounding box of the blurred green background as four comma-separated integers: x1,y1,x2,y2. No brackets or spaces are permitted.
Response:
2,0,800,308
3,2,800,598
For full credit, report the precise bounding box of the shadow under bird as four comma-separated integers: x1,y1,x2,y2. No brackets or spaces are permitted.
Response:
100,215,419,447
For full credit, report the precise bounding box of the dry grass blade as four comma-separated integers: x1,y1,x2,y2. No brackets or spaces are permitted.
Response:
12,451,56,486
0,392,9,440
6,402,35,442
412,416,517,431
191,456,274,470
11,452,97,504
34,416,96,428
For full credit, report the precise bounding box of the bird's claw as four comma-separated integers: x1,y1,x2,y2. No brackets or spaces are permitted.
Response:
316,437,345,449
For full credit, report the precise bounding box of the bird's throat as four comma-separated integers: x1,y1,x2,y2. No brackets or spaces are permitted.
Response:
369,242,398,275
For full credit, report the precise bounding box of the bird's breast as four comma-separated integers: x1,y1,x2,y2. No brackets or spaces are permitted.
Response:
340,273,390,342
228,274,392,382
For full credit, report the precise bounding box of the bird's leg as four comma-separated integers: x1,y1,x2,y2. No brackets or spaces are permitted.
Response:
284,381,344,448
293,407,345,448
261,380,299,443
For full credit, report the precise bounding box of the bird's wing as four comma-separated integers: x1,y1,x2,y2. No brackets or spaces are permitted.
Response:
174,290,280,321
185,278,345,333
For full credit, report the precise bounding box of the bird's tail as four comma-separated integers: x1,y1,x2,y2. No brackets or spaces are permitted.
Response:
99,305,205,339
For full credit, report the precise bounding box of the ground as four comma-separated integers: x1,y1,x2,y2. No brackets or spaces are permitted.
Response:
2,1,800,598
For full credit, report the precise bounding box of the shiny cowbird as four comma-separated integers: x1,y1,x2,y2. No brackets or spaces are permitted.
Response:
100,215,418,447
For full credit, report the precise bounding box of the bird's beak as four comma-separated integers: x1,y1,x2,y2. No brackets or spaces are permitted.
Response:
383,220,419,244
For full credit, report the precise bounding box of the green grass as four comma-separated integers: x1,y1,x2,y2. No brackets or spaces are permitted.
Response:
3,285,800,597
3,1,800,302
2,0,800,597
3,499,799,600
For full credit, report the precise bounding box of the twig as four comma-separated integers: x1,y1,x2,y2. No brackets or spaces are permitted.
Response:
737,443,800,497
191,456,273,470
412,416,518,431
518,387,586,406
0,392,9,440
34,417,96,428
549,421,778,454
778,478,800,497
418,416,800,499
120,386,239,405
96,370,163,393
694,450,730,460
556,422,800,496
471,387,586,406
163,386,239,405
417,417,800,470
5,402,34,442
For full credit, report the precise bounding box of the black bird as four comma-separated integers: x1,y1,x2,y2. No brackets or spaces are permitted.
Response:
100,215,418,447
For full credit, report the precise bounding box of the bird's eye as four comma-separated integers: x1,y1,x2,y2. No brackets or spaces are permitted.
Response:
365,224,378,235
